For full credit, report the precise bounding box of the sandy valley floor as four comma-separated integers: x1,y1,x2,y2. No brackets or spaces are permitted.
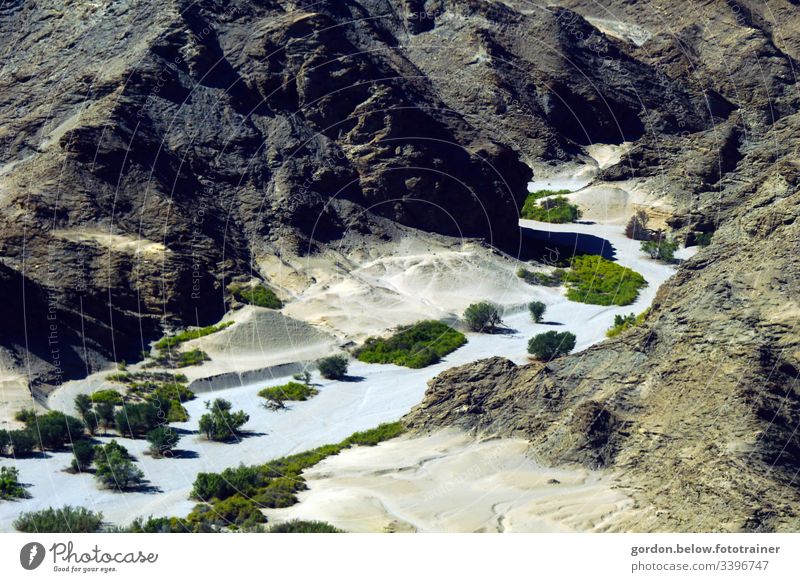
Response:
0,149,693,531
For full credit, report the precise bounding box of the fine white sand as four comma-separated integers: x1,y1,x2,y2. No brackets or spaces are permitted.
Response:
265,431,635,533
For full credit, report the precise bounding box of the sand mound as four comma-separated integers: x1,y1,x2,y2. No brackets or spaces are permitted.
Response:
0,362,39,427
179,306,339,379
565,185,631,223
265,431,635,533
283,241,535,341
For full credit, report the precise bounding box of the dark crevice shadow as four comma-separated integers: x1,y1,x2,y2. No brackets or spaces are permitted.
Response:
540,321,564,326
124,483,162,494
338,375,366,383
486,327,517,335
161,449,199,460
520,227,617,261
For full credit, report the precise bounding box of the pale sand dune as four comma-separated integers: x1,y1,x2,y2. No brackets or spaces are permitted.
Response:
47,306,339,412
265,431,635,533
283,241,536,342
182,306,339,376
0,362,40,428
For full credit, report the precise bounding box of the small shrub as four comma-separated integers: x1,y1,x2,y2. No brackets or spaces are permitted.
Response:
317,355,349,379
114,401,163,438
70,440,95,472
625,209,650,240
528,331,577,360
90,389,124,405
521,189,571,218
0,429,9,456
463,302,503,333
188,495,266,529
269,519,343,533
14,506,103,533
516,267,563,287
641,237,679,262
74,394,97,434
198,398,249,442
341,422,405,447
562,255,647,306
528,301,546,323
0,466,29,500
154,322,233,351
94,440,144,491
146,426,181,456
229,283,283,309
606,309,650,338
14,408,37,424
175,348,210,368
26,411,86,450
95,402,116,430
8,429,37,456
521,195,582,223
121,516,195,533
258,381,318,403
356,321,466,368
292,371,312,385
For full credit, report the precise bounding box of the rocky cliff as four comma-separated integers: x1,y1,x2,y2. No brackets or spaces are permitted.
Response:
0,0,733,385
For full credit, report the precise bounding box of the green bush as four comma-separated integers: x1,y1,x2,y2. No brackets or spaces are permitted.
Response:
258,381,318,403
0,466,29,500
14,408,37,424
521,189,571,218
527,331,577,360
198,398,249,442
25,411,86,450
120,516,196,533
269,519,343,533
229,283,283,309
463,302,503,333
191,423,405,508
516,267,564,287
115,401,164,438
528,301,546,323
94,440,145,491
8,429,37,456
341,422,405,447
14,506,104,533
562,255,647,306
74,394,98,434
521,195,582,223
95,402,116,430
155,322,233,351
90,389,124,405
606,309,650,338
146,426,181,456
641,237,679,262
175,348,210,368
70,440,95,472
625,209,651,240
0,429,9,456
356,321,466,368
188,495,266,529
317,354,349,379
